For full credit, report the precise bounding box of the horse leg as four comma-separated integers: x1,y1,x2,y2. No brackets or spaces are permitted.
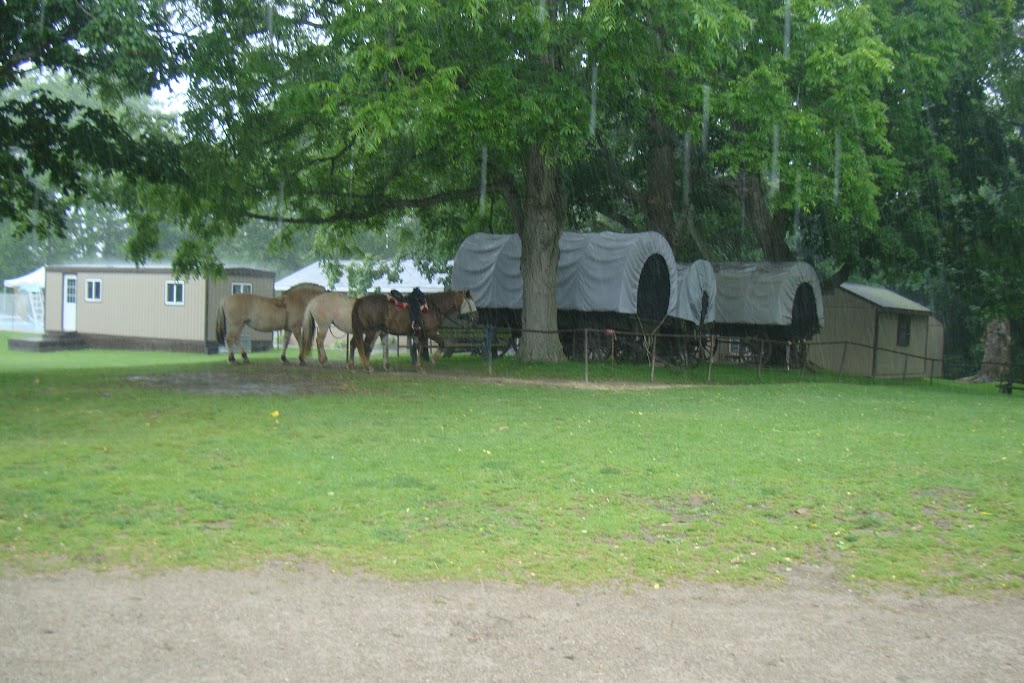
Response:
415,342,425,373
351,332,374,372
381,332,391,371
317,327,329,366
280,327,294,364
412,335,427,372
226,326,240,364
428,334,442,366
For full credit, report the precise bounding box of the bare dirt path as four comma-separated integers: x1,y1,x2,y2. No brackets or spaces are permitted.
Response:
2,564,1023,682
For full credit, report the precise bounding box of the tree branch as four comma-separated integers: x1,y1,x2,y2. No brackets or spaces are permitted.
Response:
244,186,481,225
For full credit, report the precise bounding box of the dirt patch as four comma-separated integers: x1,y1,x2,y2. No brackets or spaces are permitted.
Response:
127,362,357,395
2,564,1022,681
127,361,684,396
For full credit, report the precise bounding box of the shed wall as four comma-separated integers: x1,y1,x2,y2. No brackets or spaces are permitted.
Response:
872,311,930,378
927,316,945,378
808,288,876,375
205,275,276,343
80,271,208,340
809,287,938,378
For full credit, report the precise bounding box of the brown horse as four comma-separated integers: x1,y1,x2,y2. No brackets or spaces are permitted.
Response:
350,290,476,371
298,291,359,366
215,283,326,364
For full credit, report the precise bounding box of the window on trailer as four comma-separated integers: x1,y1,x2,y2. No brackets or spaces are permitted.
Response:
165,281,184,305
85,279,101,302
232,282,253,294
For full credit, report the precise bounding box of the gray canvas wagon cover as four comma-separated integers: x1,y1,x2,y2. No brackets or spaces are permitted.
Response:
674,260,716,325
713,261,824,332
451,233,523,309
452,231,677,319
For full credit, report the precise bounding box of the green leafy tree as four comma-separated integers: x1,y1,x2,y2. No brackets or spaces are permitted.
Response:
1,0,184,241
151,1,799,361
866,0,1024,369
572,0,894,273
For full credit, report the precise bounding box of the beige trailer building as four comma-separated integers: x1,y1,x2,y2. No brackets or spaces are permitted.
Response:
27,263,276,353
808,283,944,379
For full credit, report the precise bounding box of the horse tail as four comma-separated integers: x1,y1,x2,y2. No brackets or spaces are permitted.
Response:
349,298,371,367
350,297,364,340
215,301,227,345
299,303,315,355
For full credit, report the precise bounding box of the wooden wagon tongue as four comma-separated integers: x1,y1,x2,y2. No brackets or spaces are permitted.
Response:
387,288,429,332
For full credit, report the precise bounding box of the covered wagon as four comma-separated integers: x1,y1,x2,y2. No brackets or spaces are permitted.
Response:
711,261,824,366
666,259,717,364
452,231,678,360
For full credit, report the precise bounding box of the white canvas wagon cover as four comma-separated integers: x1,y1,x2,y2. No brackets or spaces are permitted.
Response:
452,231,677,318
713,261,824,329
674,260,716,325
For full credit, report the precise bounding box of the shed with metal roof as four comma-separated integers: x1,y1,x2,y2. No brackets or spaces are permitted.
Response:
808,282,944,378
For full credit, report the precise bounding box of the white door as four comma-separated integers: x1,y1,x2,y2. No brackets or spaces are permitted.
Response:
62,275,77,331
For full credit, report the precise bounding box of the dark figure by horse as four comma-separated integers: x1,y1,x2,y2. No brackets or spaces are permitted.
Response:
350,290,476,372
215,283,326,364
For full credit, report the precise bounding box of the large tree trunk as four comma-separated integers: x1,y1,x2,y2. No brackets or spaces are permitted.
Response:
963,319,1012,382
735,171,793,261
517,144,567,362
644,115,678,252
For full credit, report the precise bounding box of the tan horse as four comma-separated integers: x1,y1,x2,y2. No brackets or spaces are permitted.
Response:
215,283,326,364
298,291,360,366
350,290,477,372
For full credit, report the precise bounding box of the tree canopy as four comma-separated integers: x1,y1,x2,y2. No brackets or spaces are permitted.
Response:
143,1,899,360
3,1,1022,365
1,0,184,240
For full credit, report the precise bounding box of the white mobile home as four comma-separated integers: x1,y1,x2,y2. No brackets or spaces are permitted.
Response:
24,263,276,353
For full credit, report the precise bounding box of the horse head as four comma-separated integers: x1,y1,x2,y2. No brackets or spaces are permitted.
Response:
458,290,477,317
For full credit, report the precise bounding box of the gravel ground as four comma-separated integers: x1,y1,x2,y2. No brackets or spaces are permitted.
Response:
2,564,1023,682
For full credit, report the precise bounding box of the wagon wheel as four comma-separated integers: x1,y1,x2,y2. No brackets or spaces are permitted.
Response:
612,332,649,363
490,326,519,357
790,340,809,369
739,339,769,366
561,330,613,361
684,331,716,367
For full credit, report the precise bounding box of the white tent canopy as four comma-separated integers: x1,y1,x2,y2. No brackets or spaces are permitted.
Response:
276,260,448,294
3,266,45,292
452,231,677,319
674,260,716,325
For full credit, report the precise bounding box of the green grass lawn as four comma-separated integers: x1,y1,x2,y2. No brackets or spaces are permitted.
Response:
1,332,1021,595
